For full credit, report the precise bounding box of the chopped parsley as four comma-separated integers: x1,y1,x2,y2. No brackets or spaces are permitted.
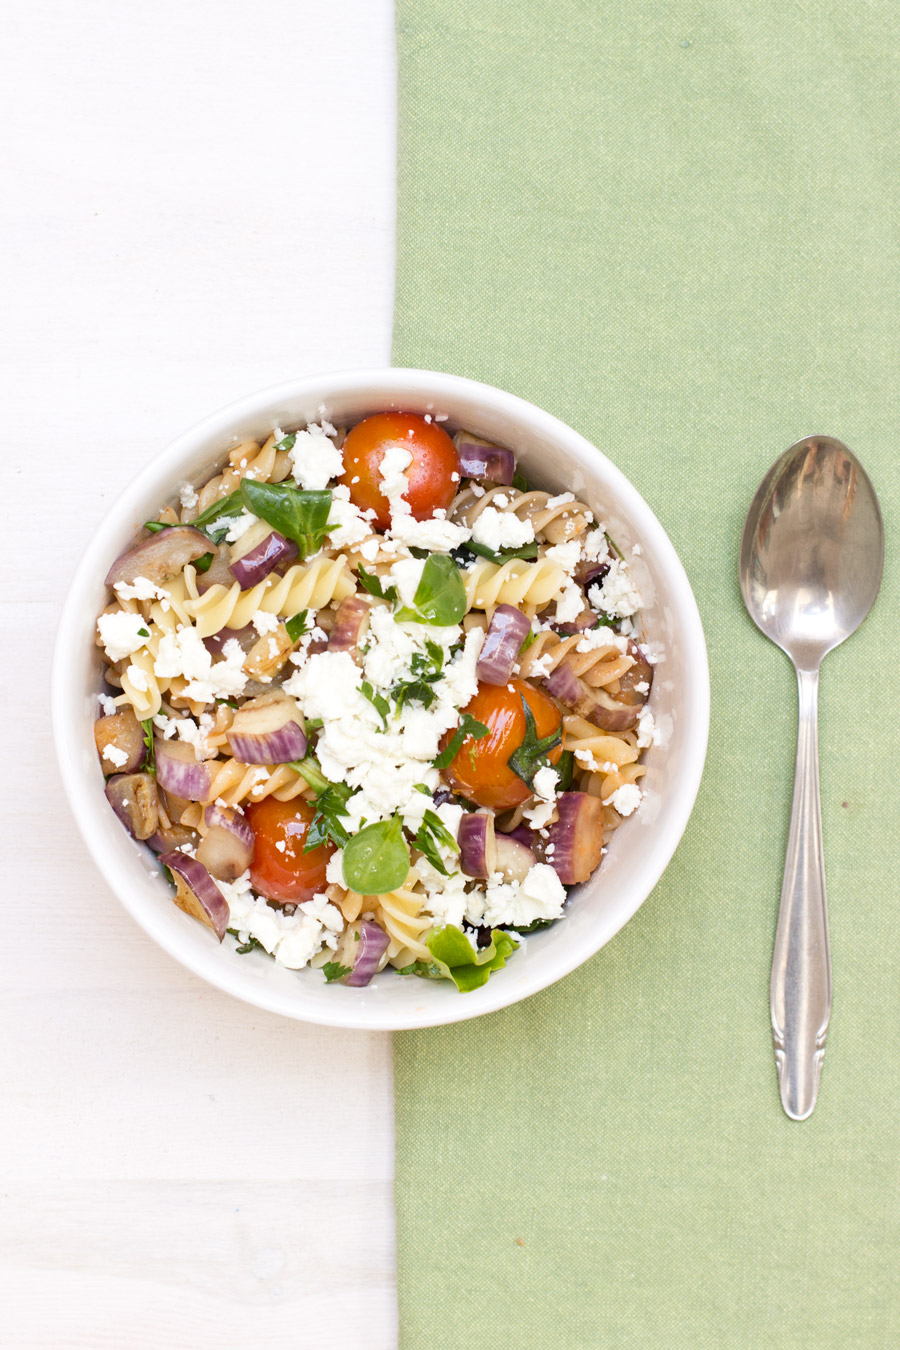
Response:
322,962,353,984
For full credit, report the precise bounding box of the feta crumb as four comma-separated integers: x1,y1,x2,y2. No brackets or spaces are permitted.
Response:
113,575,168,603
544,540,582,571
471,506,534,552
590,559,641,618
608,783,642,816
380,444,413,519
179,482,199,510
97,610,150,662
251,610,280,636
554,579,584,624
289,423,344,490
636,707,656,749
102,744,129,768
124,662,149,692
98,693,119,716
216,511,259,543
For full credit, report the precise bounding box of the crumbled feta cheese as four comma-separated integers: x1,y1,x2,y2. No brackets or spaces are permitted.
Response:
379,444,413,519
97,610,151,662
581,529,611,564
113,575,169,603
289,423,344,490
470,506,534,552
124,662,150,692
576,627,629,653
153,713,178,740
465,863,566,928
251,610,280,636
154,627,248,703
545,492,575,509
173,712,217,760
554,579,584,624
326,850,345,886
98,693,119,716
102,744,129,768
532,766,559,800
390,512,470,551
220,872,341,970
608,783,642,816
590,559,641,618
636,707,656,749
216,511,259,543
544,540,582,571
327,484,372,549
179,482,199,510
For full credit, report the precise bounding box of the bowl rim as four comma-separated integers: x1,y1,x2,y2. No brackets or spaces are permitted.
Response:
52,367,710,1030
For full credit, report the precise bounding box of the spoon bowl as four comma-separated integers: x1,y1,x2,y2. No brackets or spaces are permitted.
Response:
740,435,883,1120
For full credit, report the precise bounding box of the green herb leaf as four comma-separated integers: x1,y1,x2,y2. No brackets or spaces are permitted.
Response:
506,693,562,789
555,748,575,792
512,470,529,493
392,679,437,712
322,961,352,984
342,815,410,895
357,565,397,602
274,432,297,452
286,755,330,796
144,521,167,534
226,929,266,955
285,610,311,643
466,540,540,565
240,480,332,560
507,918,557,934
396,959,445,980
143,489,246,543
433,713,489,770
591,613,617,629
424,924,519,992
414,809,460,877
394,554,466,626
519,628,537,652
141,719,156,775
361,680,391,727
194,552,214,573
305,782,354,852
137,626,150,638
605,532,624,560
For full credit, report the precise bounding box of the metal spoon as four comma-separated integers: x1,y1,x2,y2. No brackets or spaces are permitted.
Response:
739,436,883,1120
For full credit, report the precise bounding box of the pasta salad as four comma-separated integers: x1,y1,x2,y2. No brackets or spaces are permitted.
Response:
94,412,657,991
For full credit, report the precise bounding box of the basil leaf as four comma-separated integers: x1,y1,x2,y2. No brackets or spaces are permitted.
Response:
322,961,352,983
394,554,466,627
467,540,539,565
414,810,460,878
357,566,397,602
286,755,330,796
393,679,437,712
227,928,266,954
274,432,297,452
512,471,529,493
240,480,332,560
140,719,156,775
555,748,575,792
433,714,489,770
143,489,246,543
506,693,562,790
305,782,354,852
361,680,391,728
342,815,410,895
285,610,311,643
424,924,519,992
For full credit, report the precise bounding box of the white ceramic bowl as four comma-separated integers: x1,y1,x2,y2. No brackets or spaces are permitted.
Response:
53,369,709,1030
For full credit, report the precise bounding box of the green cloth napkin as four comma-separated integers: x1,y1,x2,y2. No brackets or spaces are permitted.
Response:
392,4,900,1346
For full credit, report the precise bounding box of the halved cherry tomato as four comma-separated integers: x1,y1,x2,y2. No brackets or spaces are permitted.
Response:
440,678,563,812
339,412,460,531
245,797,333,904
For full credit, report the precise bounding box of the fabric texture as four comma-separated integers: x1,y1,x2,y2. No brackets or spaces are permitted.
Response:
391,5,900,1346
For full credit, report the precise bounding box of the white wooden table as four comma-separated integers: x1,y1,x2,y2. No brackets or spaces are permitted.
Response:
1,2,398,1343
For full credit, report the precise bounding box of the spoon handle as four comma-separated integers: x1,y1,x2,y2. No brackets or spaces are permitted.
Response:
771,665,833,1120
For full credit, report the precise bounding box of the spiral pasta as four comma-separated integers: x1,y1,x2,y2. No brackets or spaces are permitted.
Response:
183,556,355,637
375,871,433,963
186,434,294,518
462,558,566,612
178,759,313,830
452,484,593,543
516,630,634,689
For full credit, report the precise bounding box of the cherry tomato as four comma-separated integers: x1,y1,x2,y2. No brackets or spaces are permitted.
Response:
440,678,563,812
245,797,333,904
339,412,460,531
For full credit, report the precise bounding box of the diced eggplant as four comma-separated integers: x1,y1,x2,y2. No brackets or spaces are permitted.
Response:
196,804,255,881
94,708,146,774
327,595,371,658
225,691,308,764
105,527,215,588
229,529,298,589
452,432,516,485
537,792,604,884
494,834,536,883
331,919,391,987
105,772,159,841
458,812,498,879
476,605,531,685
161,852,230,941
155,739,213,802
